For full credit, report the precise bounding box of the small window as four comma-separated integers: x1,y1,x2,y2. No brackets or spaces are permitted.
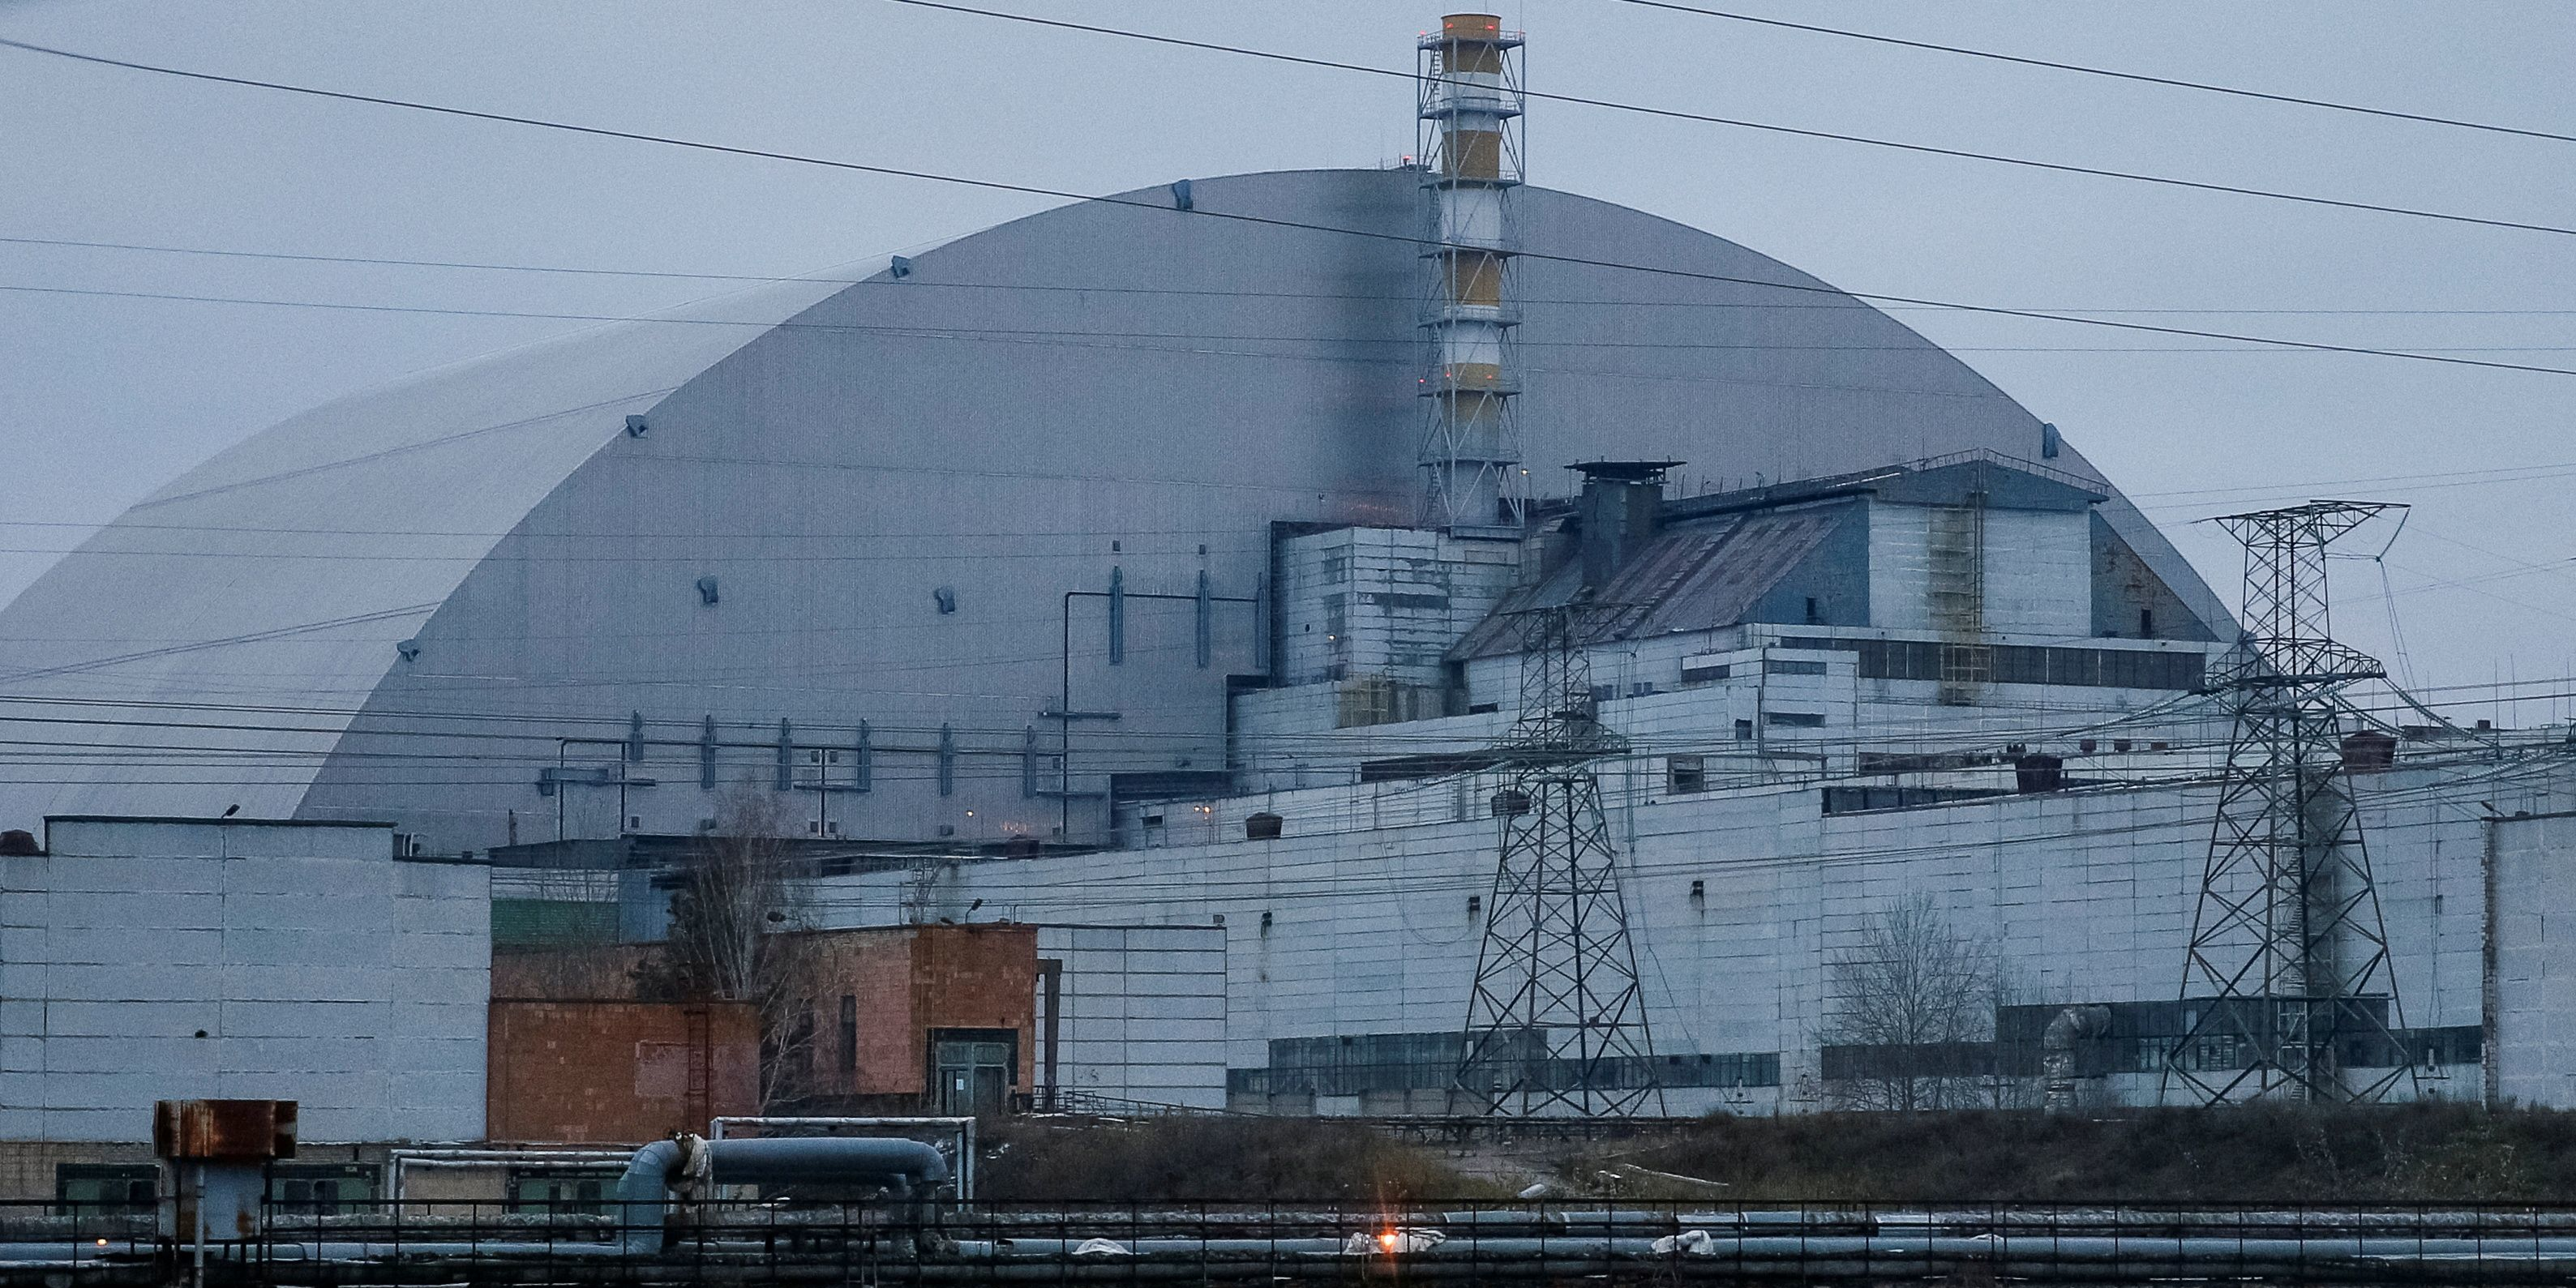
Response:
2139,608,2155,637
1666,754,1708,795
1803,596,1822,625
508,1170,618,1217
56,1165,155,1217
1733,719,1754,740
1765,658,1828,676
1681,663,1729,684
1767,711,1826,728
270,1164,378,1217
838,995,859,1076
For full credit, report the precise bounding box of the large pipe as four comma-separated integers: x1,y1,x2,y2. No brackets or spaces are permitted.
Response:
709,1115,976,1200
2042,1004,2114,1112
614,1133,949,1252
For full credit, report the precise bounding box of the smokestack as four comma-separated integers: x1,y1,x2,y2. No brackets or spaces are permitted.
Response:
1574,460,1678,591
1417,13,1526,533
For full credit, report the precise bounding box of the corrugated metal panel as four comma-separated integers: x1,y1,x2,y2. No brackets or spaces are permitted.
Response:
1450,507,1847,658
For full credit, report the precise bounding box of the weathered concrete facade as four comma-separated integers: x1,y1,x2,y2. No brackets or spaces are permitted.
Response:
823,749,2573,1114
0,818,488,1143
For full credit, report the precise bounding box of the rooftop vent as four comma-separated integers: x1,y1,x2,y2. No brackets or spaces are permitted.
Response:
1572,460,1680,590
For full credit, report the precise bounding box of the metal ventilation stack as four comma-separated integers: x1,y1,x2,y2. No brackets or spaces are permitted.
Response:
1416,13,1527,535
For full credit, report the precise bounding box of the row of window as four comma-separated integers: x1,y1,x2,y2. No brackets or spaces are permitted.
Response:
1679,656,1830,685
55,1163,381,1217
1235,1031,1781,1095
1779,637,2205,691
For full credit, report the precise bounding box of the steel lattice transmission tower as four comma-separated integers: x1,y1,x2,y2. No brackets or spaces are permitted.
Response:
2165,500,2419,1105
1455,601,1664,1116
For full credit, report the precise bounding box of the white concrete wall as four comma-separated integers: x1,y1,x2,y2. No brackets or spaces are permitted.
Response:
1865,503,2090,637
0,819,489,1143
1981,510,2092,636
1038,924,1225,1109
817,752,2572,1114
1276,527,1519,688
1866,505,1933,632
2494,811,2576,1106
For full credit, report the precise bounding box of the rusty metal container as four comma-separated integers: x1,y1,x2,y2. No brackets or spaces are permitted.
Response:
153,1098,298,1160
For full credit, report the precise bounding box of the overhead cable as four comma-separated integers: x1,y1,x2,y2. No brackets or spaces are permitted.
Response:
4,35,2570,379
1614,0,2576,146
13,233,2576,317
880,1,2576,239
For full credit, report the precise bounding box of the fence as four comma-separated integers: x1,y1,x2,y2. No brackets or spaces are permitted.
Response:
14,1197,2576,1285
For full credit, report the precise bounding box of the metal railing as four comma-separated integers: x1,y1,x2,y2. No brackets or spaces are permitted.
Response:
14,1197,2576,1285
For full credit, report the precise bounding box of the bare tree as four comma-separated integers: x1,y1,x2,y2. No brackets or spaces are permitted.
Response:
1822,894,2005,1112
634,788,821,1109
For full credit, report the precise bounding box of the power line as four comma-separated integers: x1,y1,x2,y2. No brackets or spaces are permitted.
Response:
2,38,2571,379
15,231,2576,317
1614,0,2576,146
28,280,2574,353
881,1,2576,240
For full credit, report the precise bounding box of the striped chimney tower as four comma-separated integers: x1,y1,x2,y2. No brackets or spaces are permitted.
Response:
1416,13,1527,534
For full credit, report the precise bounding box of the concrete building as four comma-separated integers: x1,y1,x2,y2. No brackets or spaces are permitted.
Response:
1,11,2569,1141
0,817,488,1144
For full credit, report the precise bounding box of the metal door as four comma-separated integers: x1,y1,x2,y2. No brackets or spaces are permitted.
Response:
932,1032,1014,1116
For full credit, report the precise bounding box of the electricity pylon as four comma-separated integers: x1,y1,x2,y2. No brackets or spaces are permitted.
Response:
2165,500,2418,1104
1455,601,1663,1116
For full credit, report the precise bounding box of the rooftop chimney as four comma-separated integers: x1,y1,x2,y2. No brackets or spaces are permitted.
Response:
1574,460,1678,590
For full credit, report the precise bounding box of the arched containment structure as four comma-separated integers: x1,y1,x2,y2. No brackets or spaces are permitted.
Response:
0,169,2226,852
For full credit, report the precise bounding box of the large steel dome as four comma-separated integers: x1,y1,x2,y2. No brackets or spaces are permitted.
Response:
0,167,2224,850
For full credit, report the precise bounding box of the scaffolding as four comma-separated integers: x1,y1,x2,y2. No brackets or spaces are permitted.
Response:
1416,14,1527,533
1927,461,1990,705
2165,500,2417,1104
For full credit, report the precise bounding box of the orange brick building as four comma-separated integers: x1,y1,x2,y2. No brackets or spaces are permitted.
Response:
794,923,1038,1115
487,922,1038,1128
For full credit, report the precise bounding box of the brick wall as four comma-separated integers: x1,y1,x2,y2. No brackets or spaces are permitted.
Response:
488,926,1037,1115
485,1001,757,1143
913,924,1038,1089
795,924,1036,1106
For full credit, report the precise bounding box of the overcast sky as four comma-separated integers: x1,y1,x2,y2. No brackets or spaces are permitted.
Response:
3,1,2572,723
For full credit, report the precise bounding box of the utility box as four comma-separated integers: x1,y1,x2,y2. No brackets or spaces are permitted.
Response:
154,1099,297,1243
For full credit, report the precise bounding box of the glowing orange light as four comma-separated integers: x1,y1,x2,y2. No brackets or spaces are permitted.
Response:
1378,1231,1399,1252
94,1239,108,1248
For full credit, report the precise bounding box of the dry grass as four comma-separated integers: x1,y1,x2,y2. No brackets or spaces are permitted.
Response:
979,1105,2576,1205
981,1115,1496,1204
1592,1103,2576,1203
